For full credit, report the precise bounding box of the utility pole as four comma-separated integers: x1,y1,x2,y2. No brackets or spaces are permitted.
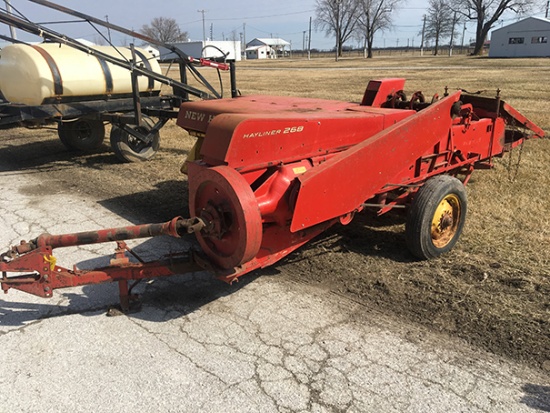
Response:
449,11,457,57
210,23,214,41
198,9,206,42
303,30,306,56
5,0,17,39
308,16,312,60
420,15,426,56
546,1,549,18
242,23,247,60
461,22,466,54
105,15,112,43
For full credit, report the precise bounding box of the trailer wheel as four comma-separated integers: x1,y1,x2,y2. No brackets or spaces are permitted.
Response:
110,115,160,162
405,175,467,260
58,119,105,151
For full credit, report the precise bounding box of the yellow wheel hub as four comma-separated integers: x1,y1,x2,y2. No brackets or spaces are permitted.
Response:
431,194,461,248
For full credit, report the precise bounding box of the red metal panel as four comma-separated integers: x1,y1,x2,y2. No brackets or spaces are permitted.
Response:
361,78,406,107
177,95,355,132
290,91,462,232
200,110,415,168
501,101,545,138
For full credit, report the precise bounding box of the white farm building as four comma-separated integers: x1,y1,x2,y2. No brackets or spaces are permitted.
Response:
245,38,290,59
489,16,550,57
157,41,241,62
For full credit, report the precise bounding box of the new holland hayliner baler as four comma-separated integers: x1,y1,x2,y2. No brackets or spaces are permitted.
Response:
0,77,544,311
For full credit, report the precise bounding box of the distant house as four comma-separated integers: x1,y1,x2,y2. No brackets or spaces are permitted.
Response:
489,16,550,57
245,38,290,59
246,45,275,59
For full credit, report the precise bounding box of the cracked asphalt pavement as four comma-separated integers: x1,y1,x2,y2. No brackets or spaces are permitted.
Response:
1,169,549,413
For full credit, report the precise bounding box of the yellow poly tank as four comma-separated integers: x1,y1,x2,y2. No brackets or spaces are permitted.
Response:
0,43,162,105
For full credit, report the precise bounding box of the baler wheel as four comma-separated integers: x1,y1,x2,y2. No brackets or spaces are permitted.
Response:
58,118,105,151
110,115,160,162
191,166,262,269
405,175,467,259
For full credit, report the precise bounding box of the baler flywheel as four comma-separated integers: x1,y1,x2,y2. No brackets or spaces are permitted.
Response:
189,165,263,269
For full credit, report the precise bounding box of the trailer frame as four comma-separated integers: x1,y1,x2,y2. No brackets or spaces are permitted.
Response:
0,1,237,161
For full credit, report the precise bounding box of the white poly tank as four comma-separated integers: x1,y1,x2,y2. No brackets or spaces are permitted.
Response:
0,43,162,105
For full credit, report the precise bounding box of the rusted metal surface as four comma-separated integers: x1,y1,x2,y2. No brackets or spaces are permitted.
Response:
9,217,203,256
1,243,202,307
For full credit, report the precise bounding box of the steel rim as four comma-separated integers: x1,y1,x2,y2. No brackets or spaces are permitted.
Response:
431,194,461,248
75,121,93,141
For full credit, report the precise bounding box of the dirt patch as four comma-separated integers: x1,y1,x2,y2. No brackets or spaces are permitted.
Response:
0,56,548,371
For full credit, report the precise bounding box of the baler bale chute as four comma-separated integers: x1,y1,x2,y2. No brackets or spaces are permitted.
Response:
0,70,544,311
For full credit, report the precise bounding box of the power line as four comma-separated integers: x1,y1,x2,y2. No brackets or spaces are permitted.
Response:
207,9,315,22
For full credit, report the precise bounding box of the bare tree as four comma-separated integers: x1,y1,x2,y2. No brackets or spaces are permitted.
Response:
140,17,188,44
451,0,538,55
356,0,399,58
93,35,107,46
424,0,456,55
316,0,361,60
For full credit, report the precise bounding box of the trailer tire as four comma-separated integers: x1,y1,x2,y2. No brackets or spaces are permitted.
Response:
110,115,160,162
405,175,467,260
58,119,105,151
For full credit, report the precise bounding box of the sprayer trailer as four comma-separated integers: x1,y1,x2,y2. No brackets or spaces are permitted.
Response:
0,1,236,162
0,76,544,312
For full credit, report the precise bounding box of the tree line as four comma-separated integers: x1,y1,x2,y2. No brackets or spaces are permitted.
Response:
315,0,541,59
136,0,540,59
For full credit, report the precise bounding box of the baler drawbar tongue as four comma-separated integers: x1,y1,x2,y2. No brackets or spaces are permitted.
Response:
1,217,208,312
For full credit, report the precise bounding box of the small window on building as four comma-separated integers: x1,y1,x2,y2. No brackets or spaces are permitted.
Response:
508,37,524,44
531,36,548,44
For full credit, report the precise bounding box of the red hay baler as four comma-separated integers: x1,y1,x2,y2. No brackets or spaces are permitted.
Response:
1,78,544,311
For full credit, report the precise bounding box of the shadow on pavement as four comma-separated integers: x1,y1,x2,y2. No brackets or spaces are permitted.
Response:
97,179,189,224
0,235,266,327
521,384,550,412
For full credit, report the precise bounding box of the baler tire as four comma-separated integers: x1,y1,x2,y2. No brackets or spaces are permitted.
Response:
58,119,105,151
405,175,467,260
110,115,160,163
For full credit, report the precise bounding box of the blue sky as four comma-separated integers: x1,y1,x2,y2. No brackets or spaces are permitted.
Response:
2,0,547,50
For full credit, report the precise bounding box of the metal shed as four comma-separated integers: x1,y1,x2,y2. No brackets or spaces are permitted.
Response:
489,16,550,57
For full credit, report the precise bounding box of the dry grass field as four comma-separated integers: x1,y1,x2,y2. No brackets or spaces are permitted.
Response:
1,55,548,370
